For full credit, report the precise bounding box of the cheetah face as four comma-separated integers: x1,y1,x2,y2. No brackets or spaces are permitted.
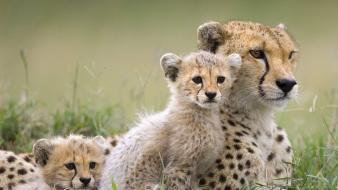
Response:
160,51,241,109
198,21,299,109
33,135,107,190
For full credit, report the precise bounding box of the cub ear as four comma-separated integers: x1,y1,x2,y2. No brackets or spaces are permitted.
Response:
160,53,181,82
93,136,108,149
276,23,287,30
227,53,242,71
33,139,54,167
197,21,226,53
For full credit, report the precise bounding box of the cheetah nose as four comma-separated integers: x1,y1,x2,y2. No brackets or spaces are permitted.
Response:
276,79,297,94
205,92,217,100
79,177,91,186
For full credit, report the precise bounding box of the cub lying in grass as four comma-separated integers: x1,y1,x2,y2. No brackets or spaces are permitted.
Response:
100,51,242,190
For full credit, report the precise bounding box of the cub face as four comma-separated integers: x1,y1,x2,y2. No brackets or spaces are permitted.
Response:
198,21,299,108
33,135,108,190
160,51,242,108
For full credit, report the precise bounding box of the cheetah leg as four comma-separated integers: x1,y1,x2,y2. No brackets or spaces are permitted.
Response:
163,166,193,190
265,128,293,188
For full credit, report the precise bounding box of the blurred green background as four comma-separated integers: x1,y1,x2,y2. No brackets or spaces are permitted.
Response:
0,0,337,143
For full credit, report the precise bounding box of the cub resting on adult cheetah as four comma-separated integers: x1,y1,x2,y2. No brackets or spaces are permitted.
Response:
99,51,242,190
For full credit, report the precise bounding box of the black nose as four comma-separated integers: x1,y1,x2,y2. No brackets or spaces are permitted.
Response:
276,79,297,93
80,177,91,186
205,92,217,99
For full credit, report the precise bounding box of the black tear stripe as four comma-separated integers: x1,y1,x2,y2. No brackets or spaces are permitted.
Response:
258,56,270,97
70,152,77,188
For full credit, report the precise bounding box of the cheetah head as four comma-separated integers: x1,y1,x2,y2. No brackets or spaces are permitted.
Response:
33,135,108,190
160,51,242,109
197,21,299,109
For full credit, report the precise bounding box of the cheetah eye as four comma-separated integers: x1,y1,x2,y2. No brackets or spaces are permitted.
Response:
65,162,76,170
249,49,265,59
192,76,203,84
288,50,297,60
217,76,226,84
89,162,96,169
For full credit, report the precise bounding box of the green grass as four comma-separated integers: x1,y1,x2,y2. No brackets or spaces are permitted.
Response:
0,98,336,189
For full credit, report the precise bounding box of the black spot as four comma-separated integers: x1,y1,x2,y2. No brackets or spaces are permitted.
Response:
7,156,16,163
235,132,243,137
110,140,117,147
267,153,275,161
222,126,227,131
9,167,14,171
286,146,292,153
242,130,249,135
226,146,231,150
208,172,214,177
0,187,3,190
104,149,110,155
17,168,27,175
238,164,243,171
0,167,5,174
233,144,241,150
276,134,284,142
240,178,245,185
233,138,241,143
199,178,206,185
7,174,14,179
224,185,231,190
8,183,15,189
19,179,26,184
215,159,222,164
251,142,258,147
23,156,31,163
30,168,34,172
245,171,250,176
245,160,251,168
217,164,225,170
228,120,236,126
229,163,235,169
236,154,243,160
275,169,283,176
247,148,254,154
219,174,226,183
220,110,225,114
225,153,233,159
233,173,238,180
209,181,216,188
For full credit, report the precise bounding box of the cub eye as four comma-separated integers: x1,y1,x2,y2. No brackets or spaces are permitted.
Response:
192,76,203,84
89,162,96,169
288,50,297,59
217,76,226,84
249,49,265,59
65,162,76,170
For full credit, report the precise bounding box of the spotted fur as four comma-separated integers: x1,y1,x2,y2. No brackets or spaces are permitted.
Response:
196,20,297,189
100,51,242,190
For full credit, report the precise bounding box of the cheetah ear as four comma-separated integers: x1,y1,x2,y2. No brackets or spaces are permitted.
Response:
33,139,54,167
160,53,181,82
93,136,108,151
276,23,287,30
197,21,227,53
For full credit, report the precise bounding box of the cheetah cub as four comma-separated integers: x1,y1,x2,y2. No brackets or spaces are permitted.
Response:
100,51,242,190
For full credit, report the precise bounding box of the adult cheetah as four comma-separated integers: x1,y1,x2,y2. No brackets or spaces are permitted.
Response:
196,21,298,189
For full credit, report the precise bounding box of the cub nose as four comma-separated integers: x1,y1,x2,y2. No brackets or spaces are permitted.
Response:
205,92,217,99
79,177,91,186
276,79,297,94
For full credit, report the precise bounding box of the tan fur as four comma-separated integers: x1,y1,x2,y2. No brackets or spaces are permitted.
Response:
33,135,108,190
196,21,297,189
0,150,49,190
100,51,242,190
